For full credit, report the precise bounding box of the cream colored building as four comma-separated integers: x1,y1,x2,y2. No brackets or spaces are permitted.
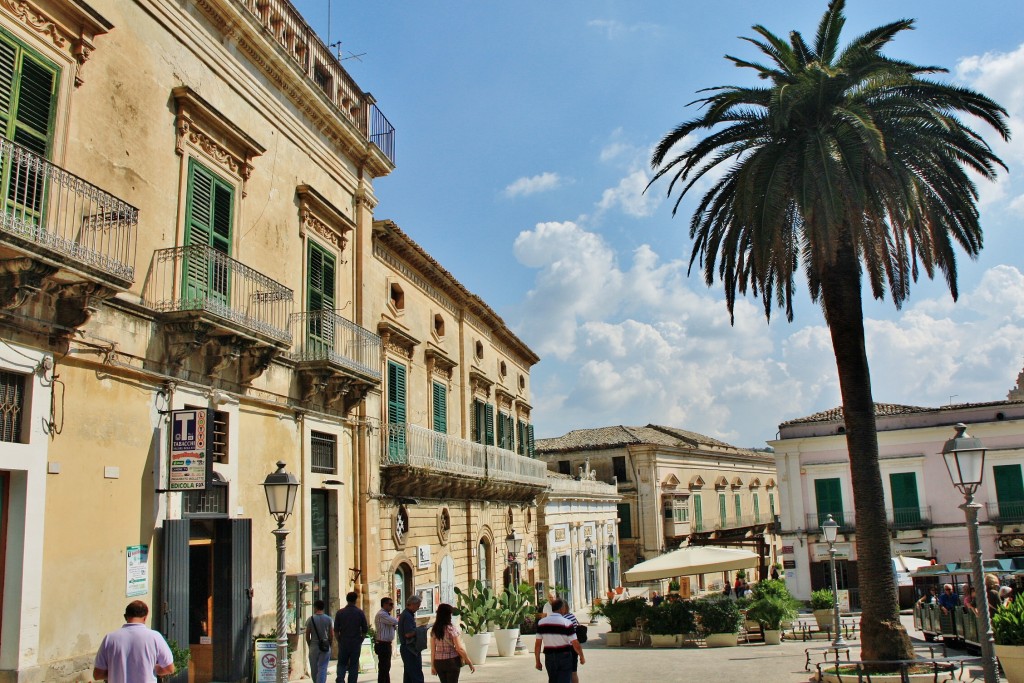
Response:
536,425,781,593
361,220,545,613
0,0,394,680
536,471,621,616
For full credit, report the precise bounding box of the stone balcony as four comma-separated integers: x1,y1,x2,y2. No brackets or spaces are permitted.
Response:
381,422,549,502
290,309,381,413
0,137,139,337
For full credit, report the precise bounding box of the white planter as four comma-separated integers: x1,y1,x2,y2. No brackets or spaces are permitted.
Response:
705,633,738,648
813,609,834,630
996,644,1024,683
604,632,624,647
463,633,492,665
763,629,782,645
494,628,520,657
651,634,679,648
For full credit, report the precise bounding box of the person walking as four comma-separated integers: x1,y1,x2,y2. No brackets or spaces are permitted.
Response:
535,598,584,683
399,595,425,683
558,602,581,683
93,600,175,683
335,591,369,683
306,600,334,683
375,597,400,683
429,603,475,682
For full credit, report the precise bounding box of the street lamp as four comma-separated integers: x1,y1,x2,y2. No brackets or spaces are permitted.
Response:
584,538,598,624
263,461,299,683
820,514,847,648
506,531,523,586
941,423,998,683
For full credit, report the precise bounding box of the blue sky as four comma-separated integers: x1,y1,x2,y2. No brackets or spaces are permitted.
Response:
294,1,1024,448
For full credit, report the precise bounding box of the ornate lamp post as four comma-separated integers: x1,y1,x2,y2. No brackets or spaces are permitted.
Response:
820,514,847,648
584,538,598,623
941,423,998,683
506,531,523,586
263,461,299,683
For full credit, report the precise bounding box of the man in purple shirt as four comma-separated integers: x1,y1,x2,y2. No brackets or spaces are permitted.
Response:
93,600,175,683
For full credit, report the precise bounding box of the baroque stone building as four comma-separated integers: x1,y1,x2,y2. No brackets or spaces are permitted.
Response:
0,0,396,680
536,425,780,594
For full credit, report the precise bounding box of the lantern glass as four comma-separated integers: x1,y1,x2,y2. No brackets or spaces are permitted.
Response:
262,461,299,523
821,514,839,544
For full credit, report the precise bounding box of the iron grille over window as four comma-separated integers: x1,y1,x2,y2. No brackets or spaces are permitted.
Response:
0,371,26,443
311,431,337,474
183,479,228,517
212,410,228,463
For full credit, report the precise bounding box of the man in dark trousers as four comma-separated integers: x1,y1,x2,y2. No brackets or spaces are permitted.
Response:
398,595,424,683
334,591,368,683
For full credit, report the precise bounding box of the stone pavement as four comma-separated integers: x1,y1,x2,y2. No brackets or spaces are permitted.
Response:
318,614,996,683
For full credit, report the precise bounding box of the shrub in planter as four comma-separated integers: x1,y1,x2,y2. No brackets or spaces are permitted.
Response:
601,597,647,633
745,595,797,632
668,579,681,593
752,578,792,602
694,595,742,635
994,598,1024,683
810,589,835,610
645,600,696,636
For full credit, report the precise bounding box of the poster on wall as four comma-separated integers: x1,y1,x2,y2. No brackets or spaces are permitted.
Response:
254,639,277,683
126,545,149,597
169,409,212,490
416,586,436,615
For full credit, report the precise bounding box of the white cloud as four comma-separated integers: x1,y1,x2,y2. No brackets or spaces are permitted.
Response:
596,169,660,218
586,19,661,41
503,172,563,198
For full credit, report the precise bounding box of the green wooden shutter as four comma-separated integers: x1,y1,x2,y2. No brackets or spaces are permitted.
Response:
734,493,742,523
497,411,506,449
387,361,406,460
307,242,336,353
617,503,632,539
994,465,1024,523
528,424,535,457
769,492,776,518
753,494,760,523
889,472,921,526
432,381,447,434
471,399,481,443
516,420,525,455
693,495,703,532
483,403,495,446
184,161,233,304
719,493,727,526
814,478,844,526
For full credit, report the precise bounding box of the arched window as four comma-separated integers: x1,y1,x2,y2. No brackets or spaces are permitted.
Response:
478,538,491,590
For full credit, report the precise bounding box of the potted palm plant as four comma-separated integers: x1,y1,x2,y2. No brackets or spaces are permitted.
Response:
745,595,797,645
811,588,835,630
695,595,742,647
453,581,498,665
993,595,1024,683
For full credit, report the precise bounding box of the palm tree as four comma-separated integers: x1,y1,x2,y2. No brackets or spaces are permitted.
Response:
649,0,1008,662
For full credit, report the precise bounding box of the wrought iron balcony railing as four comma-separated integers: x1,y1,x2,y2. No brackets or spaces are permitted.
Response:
805,511,857,532
0,137,138,283
145,245,293,343
238,0,395,164
887,506,932,529
290,310,381,381
711,514,771,531
382,422,548,486
987,501,1024,525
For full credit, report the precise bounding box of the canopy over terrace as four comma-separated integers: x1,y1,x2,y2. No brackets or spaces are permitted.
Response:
623,545,759,582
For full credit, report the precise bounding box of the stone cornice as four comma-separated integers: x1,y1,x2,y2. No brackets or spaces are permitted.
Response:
377,318,418,360
4,0,113,86
469,368,493,399
296,184,354,254
424,345,457,381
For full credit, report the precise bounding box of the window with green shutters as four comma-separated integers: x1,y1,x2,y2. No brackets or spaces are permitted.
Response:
306,241,336,353
527,424,535,457
994,464,1024,523
483,403,494,446
814,478,844,526
888,472,921,527
693,495,703,532
386,361,407,460
734,493,742,523
516,419,527,455
0,29,59,219
753,494,760,523
497,411,511,450
719,493,727,527
183,160,233,304
431,381,447,459
769,492,775,518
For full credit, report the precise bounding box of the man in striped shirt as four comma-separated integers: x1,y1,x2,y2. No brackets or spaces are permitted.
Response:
374,597,399,683
535,599,585,683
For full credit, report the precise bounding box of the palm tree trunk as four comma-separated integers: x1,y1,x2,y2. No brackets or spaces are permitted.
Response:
819,240,915,663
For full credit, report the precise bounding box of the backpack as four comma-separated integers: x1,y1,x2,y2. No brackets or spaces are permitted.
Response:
575,624,588,644
414,625,429,652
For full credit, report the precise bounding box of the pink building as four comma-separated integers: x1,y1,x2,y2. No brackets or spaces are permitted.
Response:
769,372,1024,608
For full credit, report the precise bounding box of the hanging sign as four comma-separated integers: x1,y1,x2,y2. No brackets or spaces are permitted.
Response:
169,409,212,490
126,544,148,597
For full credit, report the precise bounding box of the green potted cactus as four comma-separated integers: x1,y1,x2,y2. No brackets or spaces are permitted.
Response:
493,583,535,657
453,580,498,665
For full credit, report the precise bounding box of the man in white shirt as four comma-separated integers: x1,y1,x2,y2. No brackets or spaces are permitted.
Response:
373,597,400,683
535,599,584,683
93,600,175,683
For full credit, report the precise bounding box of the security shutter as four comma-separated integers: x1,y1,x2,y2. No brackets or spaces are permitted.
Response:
213,518,252,681
160,519,190,683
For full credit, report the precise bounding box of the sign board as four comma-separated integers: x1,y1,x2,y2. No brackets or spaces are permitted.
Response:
254,639,277,683
811,543,852,562
169,409,212,490
782,545,795,555
417,545,431,570
837,589,851,613
126,545,148,597
416,585,436,616
783,560,796,569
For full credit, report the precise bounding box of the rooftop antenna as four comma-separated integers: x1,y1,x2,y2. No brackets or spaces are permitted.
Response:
949,394,959,406
325,0,366,63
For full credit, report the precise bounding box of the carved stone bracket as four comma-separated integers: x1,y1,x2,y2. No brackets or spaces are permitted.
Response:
53,282,114,330
238,344,279,386
425,346,457,384
377,319,418,360
495,387,514,412
297,367,374,414
0,258,57,310
469,368,494,400
297,184,354,257
162,321,213,372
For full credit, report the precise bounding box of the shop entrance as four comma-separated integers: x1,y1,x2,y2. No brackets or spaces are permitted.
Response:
162,518,251,683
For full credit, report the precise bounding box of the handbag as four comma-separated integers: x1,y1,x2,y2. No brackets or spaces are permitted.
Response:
312,616,331,653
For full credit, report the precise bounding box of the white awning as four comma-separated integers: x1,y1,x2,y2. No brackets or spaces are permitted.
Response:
622,546,759,582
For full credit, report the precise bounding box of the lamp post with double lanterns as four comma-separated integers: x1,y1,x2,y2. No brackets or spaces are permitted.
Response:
506,531,523,587
941,423,998,683
262,461,299,683
819,514,847,648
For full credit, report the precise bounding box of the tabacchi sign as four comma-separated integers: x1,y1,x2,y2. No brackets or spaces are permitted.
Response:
170,409,212,490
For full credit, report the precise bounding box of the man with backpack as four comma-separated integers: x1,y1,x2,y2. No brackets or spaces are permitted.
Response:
305,600,333,683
